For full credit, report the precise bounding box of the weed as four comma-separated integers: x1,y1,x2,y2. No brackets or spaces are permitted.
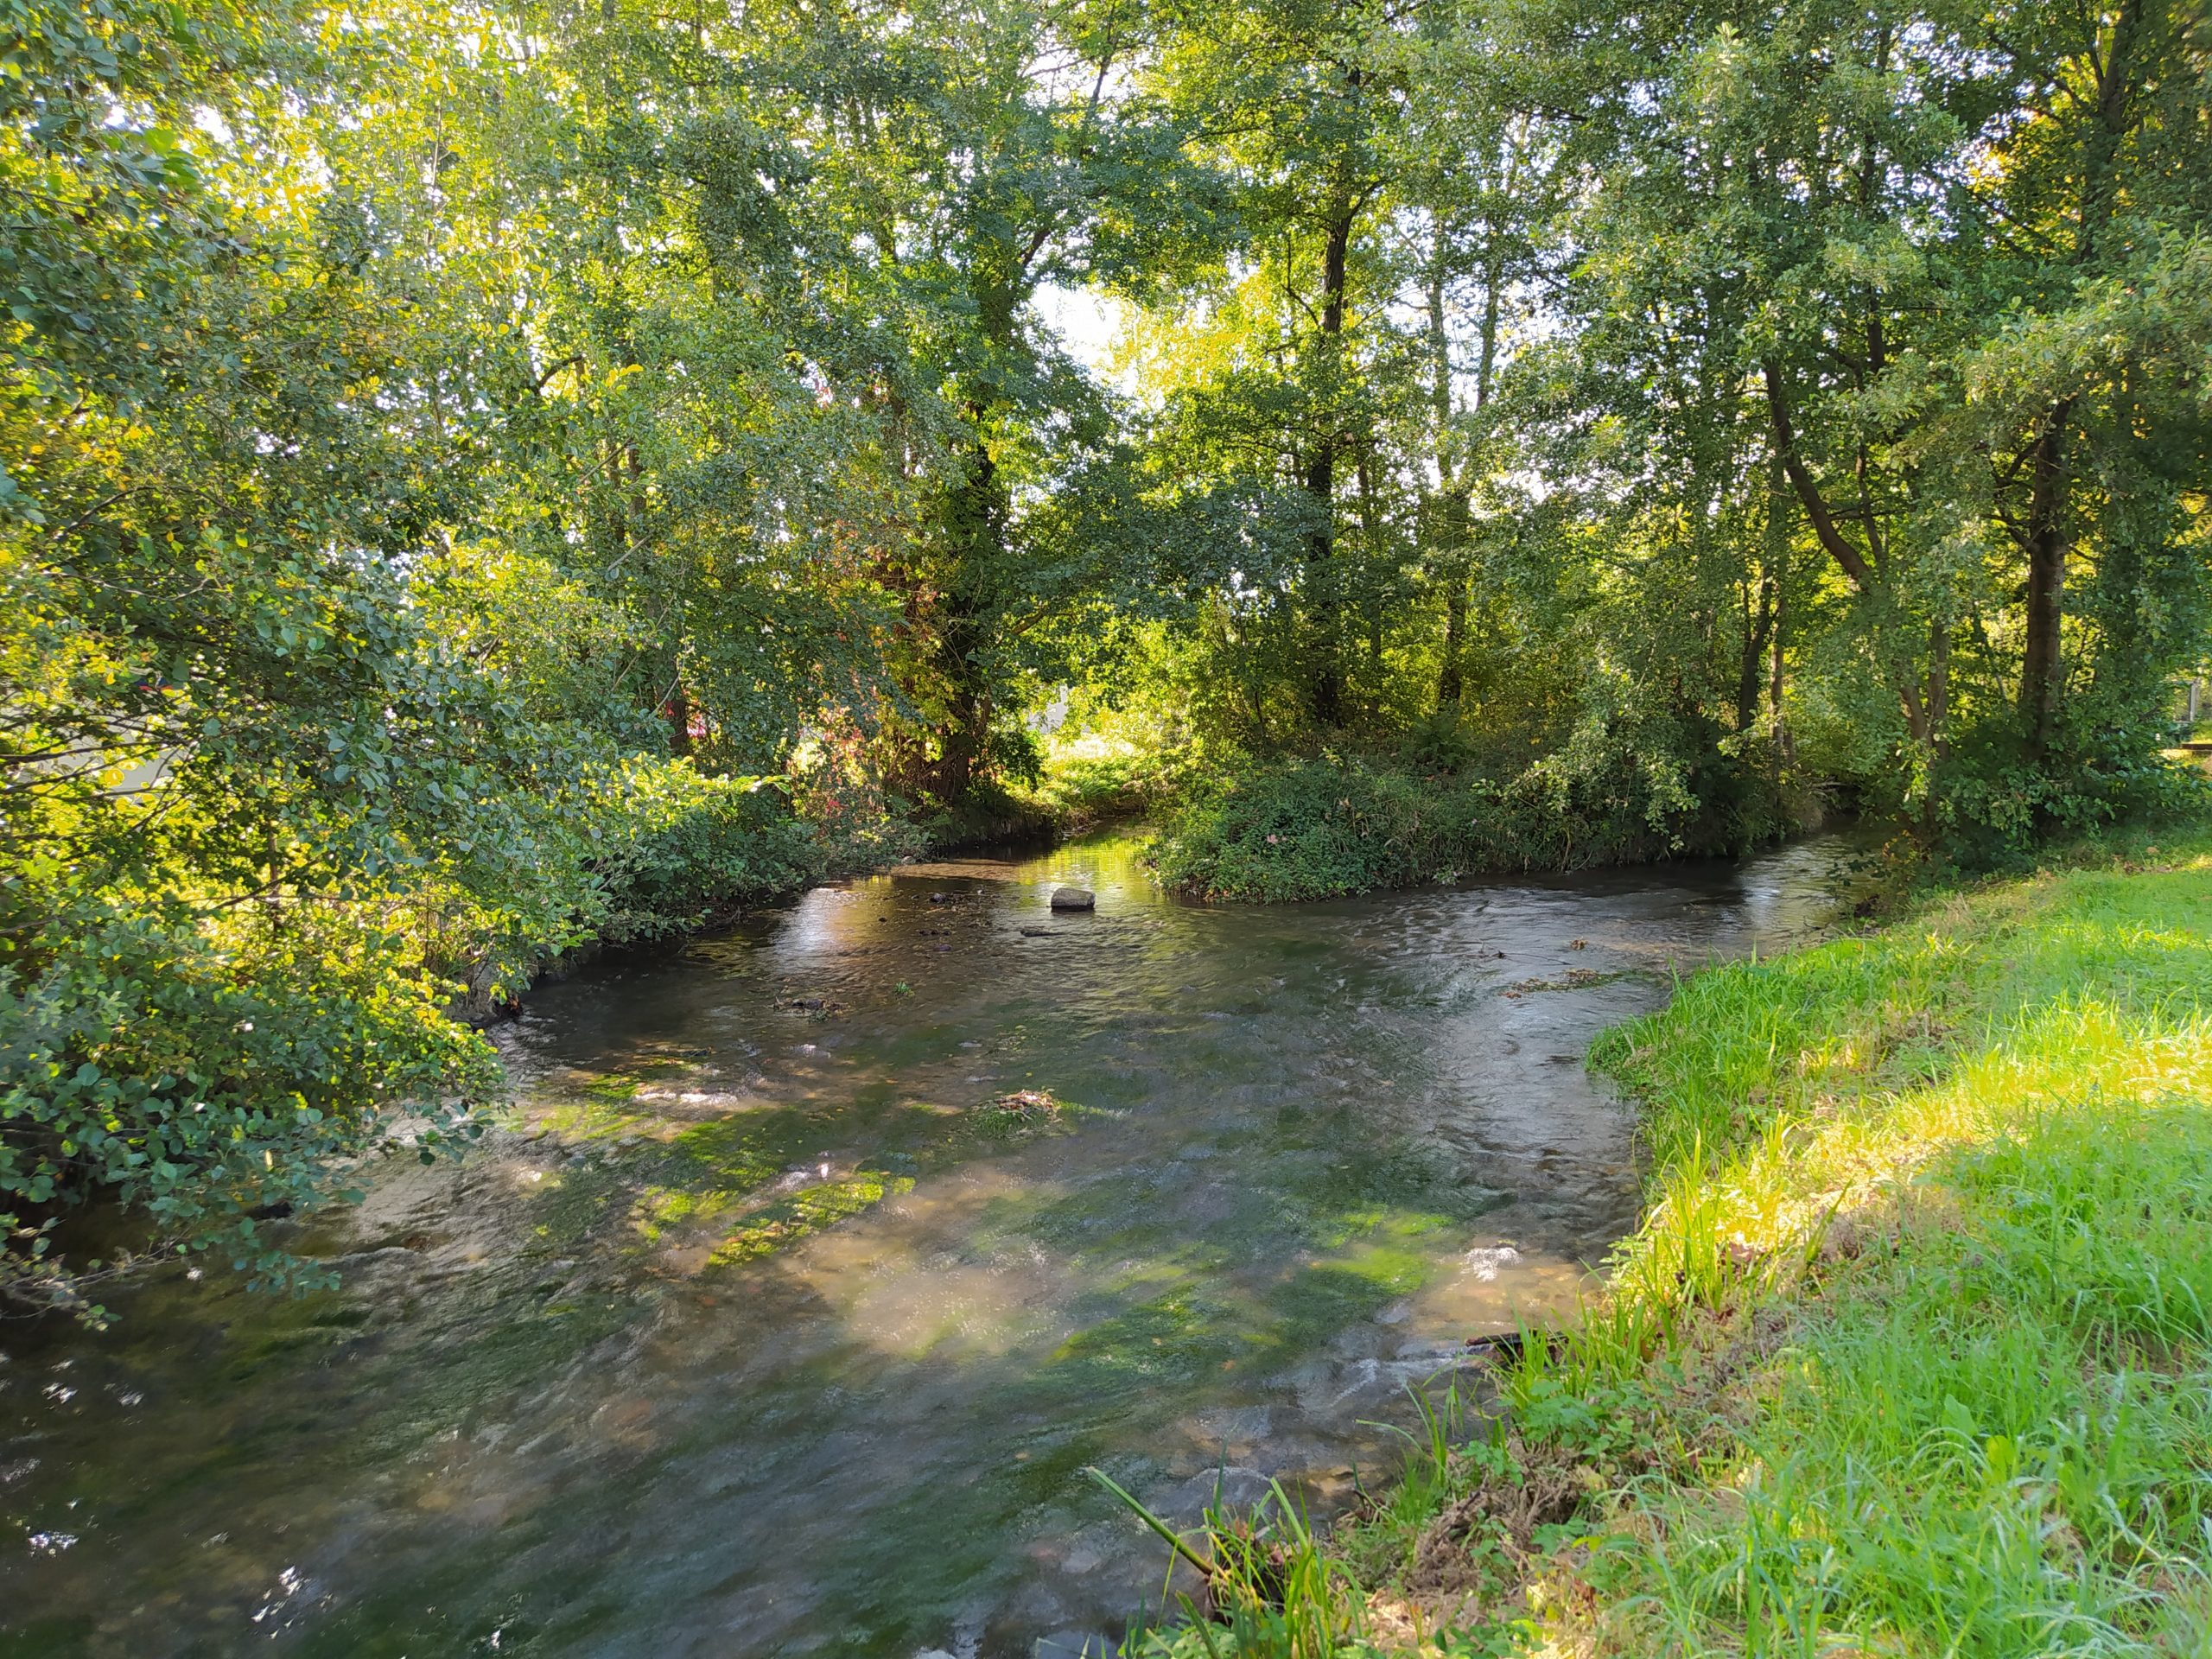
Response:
1093,1466,1372,1659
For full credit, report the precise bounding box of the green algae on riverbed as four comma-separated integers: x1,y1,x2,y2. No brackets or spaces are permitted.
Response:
528,1067,1117,1268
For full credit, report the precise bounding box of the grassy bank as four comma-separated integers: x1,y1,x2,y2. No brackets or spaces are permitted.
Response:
1119,827,2212,1656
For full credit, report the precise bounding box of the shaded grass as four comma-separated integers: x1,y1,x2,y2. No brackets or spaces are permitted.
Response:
1120,829,2212,1656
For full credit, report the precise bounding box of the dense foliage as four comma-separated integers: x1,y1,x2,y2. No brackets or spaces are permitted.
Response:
4,0,2207,1306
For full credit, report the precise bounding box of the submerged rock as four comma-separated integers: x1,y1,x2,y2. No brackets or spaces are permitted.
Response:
1465,1243,1524,1280
1049,886,1095,912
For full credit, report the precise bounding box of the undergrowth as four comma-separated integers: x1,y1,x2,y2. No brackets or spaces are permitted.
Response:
1113,825,2212,1656
1024,740,1198,830
1149,748,1772,903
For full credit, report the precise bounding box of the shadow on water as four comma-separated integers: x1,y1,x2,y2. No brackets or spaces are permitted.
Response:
0,833,1862,1658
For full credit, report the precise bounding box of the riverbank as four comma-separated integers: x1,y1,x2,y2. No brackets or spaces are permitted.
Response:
1142,751,1796,903
1123,823,2212,1656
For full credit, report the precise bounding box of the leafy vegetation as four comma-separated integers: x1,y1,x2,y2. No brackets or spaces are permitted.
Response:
1152,740,1748,902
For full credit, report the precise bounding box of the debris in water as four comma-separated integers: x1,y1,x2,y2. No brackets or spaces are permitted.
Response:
971,1089,1074,1139
1463,1330,1529,1363
1504,967,1632,994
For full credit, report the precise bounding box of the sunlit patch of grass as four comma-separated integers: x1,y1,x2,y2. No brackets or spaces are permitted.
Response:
1495,836,2212,1656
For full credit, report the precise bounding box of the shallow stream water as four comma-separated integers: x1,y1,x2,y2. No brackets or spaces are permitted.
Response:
1,833,1856,1659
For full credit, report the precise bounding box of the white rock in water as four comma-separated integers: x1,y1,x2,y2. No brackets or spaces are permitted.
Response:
1465,1244,1524,1281
1049,886,1096,911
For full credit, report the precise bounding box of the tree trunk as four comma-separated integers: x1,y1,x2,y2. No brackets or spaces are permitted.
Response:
1770,590,1791,769
1735,572,1774,735
667,686,691,756
1435,489,1471,709
1929,618,1948,753
1765,454,1792,767
1356,451,1383,677
935,671,988,799
2009,0,2138,761
1305,206,1353,728
926,435,1002,800
1430,233,1500,713
1763,361,1929,743
2016,400,2071,757
1425,250,1462,709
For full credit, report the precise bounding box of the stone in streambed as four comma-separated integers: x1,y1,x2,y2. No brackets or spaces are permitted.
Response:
1049,886,1095,912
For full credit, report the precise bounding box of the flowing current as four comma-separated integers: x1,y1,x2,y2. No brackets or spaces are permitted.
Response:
0,833,1854,1658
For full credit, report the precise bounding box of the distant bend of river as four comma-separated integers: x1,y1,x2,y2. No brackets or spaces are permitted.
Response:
0,832,1859,1659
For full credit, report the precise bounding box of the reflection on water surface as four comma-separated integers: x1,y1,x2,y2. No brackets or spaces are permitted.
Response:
0,833,1855,1658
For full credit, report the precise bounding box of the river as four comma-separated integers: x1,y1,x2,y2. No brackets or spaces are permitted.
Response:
0,832,1856,1658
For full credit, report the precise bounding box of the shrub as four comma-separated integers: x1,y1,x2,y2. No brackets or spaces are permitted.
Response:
1153,722,1768,902
0,893,499,1321
0,754,830,1319
1029,741,1200,829
1152,755,1473,901
585,762,823,946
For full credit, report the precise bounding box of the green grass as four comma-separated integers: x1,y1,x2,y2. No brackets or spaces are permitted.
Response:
1116,826,2212,1656
1022,737,1197,830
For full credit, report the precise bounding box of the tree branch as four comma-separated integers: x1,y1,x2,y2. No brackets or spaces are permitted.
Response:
1762,361,1877,593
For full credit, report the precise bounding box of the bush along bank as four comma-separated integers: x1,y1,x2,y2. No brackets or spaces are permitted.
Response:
1150,740,1786,903
1116,829,2212,1656
1,759,835,1324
